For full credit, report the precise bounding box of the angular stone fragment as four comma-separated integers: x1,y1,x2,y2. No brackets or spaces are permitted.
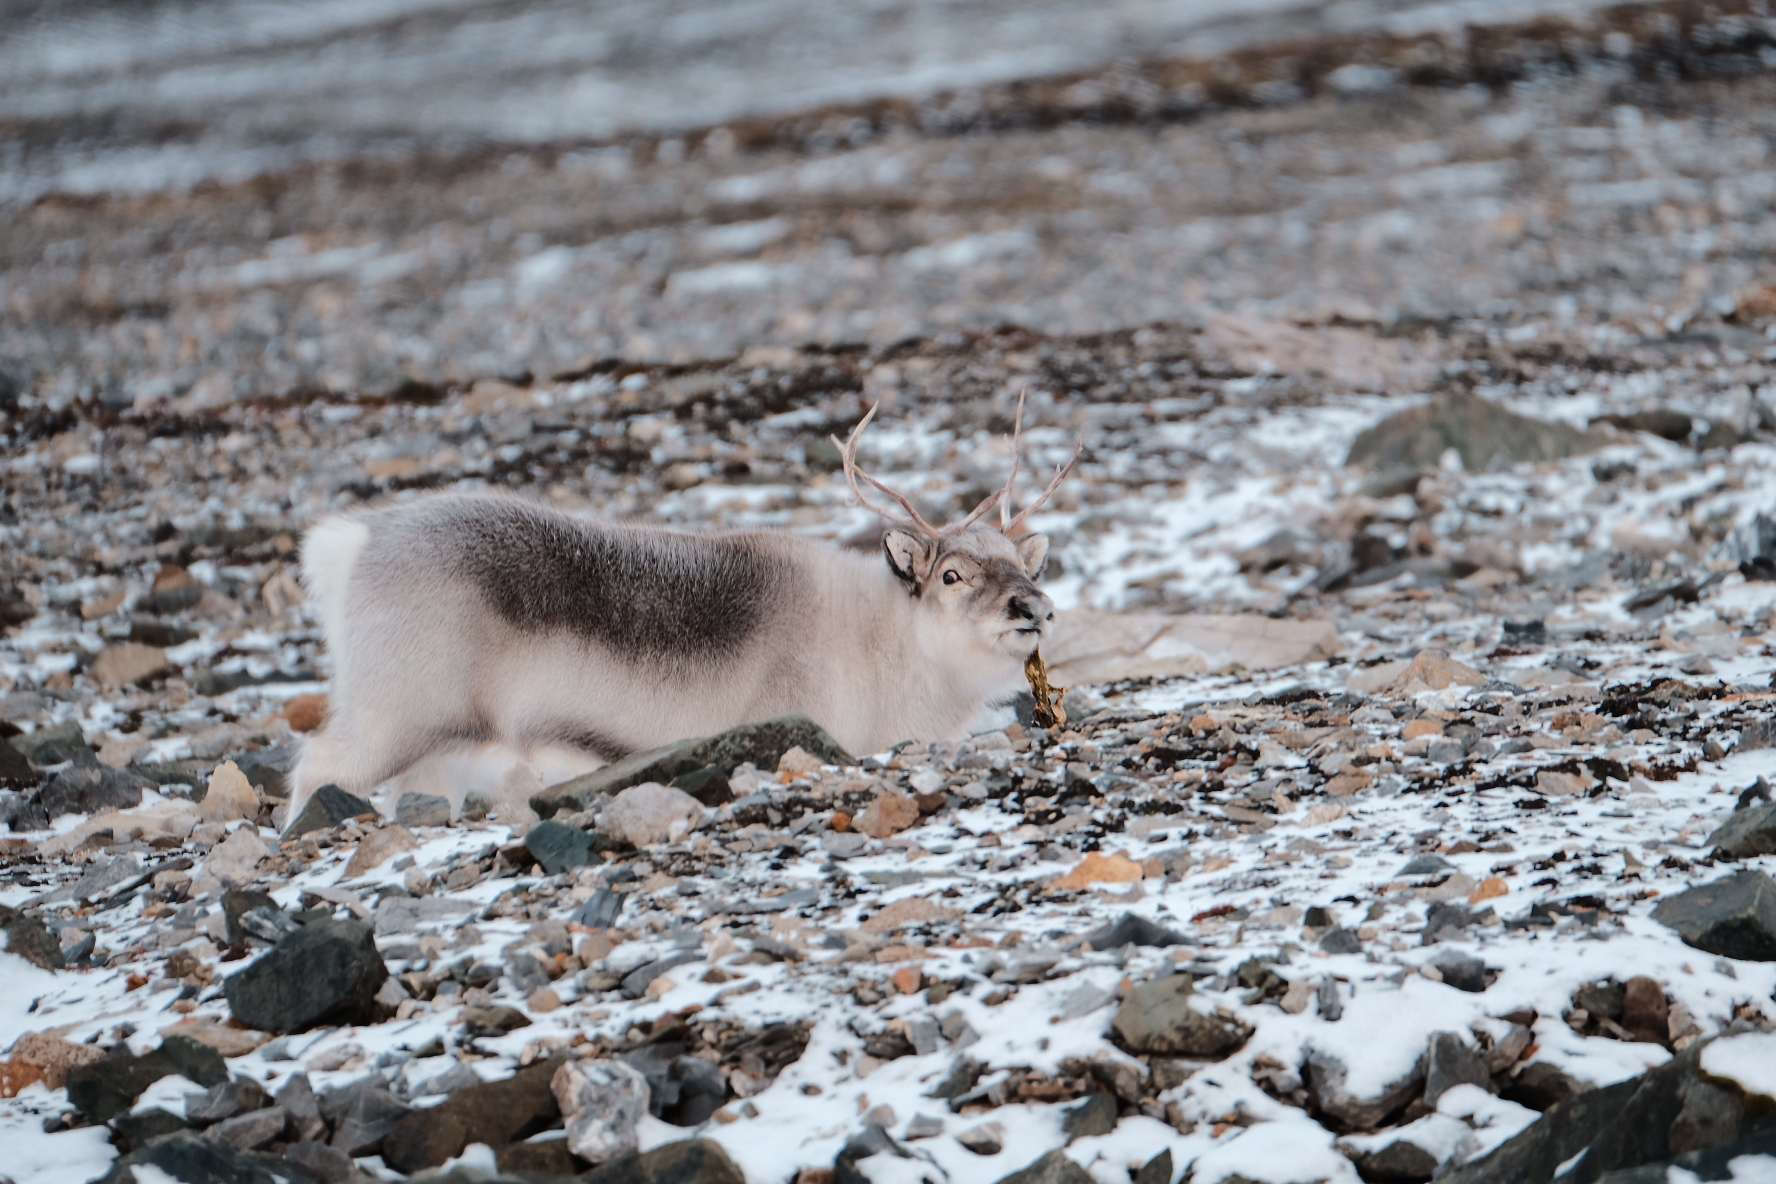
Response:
184,1076,267,1123
382,1056,564,1173
223,917,388,1033
0,736,37,789
0,904,64,969
1705,802,1776,859
553,1058,650,1162
1651,870,1776,961
579,1139,746,1184
198,761,258,824
393,791,451,827
992,1149,1095,1184
321,1078,409,1156
461,1005,532,1037
90,642,174,690
342,824,418,877
67,1036,227,1122
1306,1048,1424,1131
209,1106,288,1151
1061,1092,1118,1139
283,1141,353,1184
1347,392,1607,473
1082,912,1188,950
1423,1032,1492,1106
598,782,704,847
853,790,920,839
1112,975,1250,1059
526,819,597,874
284,784,375,838
7,1030,104,1088
204,826,270,886
94,1130,316,1184
532,715,854,817
30,761,152,823
221,889,279,946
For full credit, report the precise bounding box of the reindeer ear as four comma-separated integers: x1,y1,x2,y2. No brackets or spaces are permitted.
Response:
883,530,935,587
1015,532,1050,579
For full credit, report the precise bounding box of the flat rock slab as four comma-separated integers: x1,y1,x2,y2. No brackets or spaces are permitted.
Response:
525,819,597,873
534,714,853,818
1651,870,1776,961
223,917,388,1033
1043,610,1340,685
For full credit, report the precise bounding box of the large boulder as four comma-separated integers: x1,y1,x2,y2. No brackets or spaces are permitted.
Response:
554,1058,650,1163
1441,1033,1776,1184
1651,870,1776,961
381,1056,564,1173
532,715,853,817
1704,802,1776,859
95,1130,316,1184
223,917,388,1033
66,1036,227,1122
579,1139,747,1184
1111,975,1250,1059
1347,392,1609,473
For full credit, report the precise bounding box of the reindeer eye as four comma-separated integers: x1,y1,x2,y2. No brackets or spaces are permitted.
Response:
942,570,961,585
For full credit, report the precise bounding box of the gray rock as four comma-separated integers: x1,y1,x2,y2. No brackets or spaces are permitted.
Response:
1424,1032,1492,1106
207,1106,288,1151
1306,1048,1424,1131
1705,802,1776,859
525,819,597,874
29,760,153,823
578,1139,746,1184
1718,514,1776,581
1112,975,1250,1059
1502,1061,1595,1113
823,831,870,858
382,1056,564,1173
461,1004,533,1037
1061,1093,1118,1140
223,917,389,1033
621,950,701,998
993,1148,1095,1184
1430,951,1490,994
68,1036,228,1122
10,719,87,765
905,1113,945,1140
0,736,37,789
1133,1150,1173,1184
184,1077,268,1124
532,715,854,817
276,1073,326,1142
1347,392,1608,473
284,784,375,838
573,887,624,929
1441,1039,1776,1184
905,1013,942,1056
1320,927,1364,955
221,888,279,946
1317,977,1344,1021
393,791,451,827
283,1141,354,1184
321,1078,409,1156
1346,1137,1441,1183
1083,911,1188,950
1651,870,1776,961
1398,854,1457,877
95,1130,318,1184
110,1108,189,1152
373,894,475,935
0,903,65,970
555,1058,650,1162
1423,901,1474,945
957,1122,1005,1155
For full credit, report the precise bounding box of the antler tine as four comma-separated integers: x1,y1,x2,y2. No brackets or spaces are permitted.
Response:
1000,388,1026,531
831,403,946,537
949,486,1005,534
1003,435,1083,533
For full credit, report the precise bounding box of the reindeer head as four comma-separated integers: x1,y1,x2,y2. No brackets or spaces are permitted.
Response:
834,397,1079,660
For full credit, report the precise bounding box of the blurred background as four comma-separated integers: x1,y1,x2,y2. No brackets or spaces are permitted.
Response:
6,0,1773,410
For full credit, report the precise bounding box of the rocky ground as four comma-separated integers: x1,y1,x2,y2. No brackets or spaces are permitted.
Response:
10,2,1776,1183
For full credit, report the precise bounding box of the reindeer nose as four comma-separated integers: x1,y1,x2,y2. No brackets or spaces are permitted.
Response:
1008,597,1036,621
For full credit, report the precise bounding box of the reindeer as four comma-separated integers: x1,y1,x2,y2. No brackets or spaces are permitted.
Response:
288,402,1079,821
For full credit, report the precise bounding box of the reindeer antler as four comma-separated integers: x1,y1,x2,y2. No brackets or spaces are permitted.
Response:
999,389,1083,535
833,404,1004,537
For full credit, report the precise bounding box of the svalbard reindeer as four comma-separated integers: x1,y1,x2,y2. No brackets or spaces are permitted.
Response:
288,403,1079,821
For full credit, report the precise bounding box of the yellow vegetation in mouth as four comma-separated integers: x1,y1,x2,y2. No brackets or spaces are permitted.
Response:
1024,647,1067,730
